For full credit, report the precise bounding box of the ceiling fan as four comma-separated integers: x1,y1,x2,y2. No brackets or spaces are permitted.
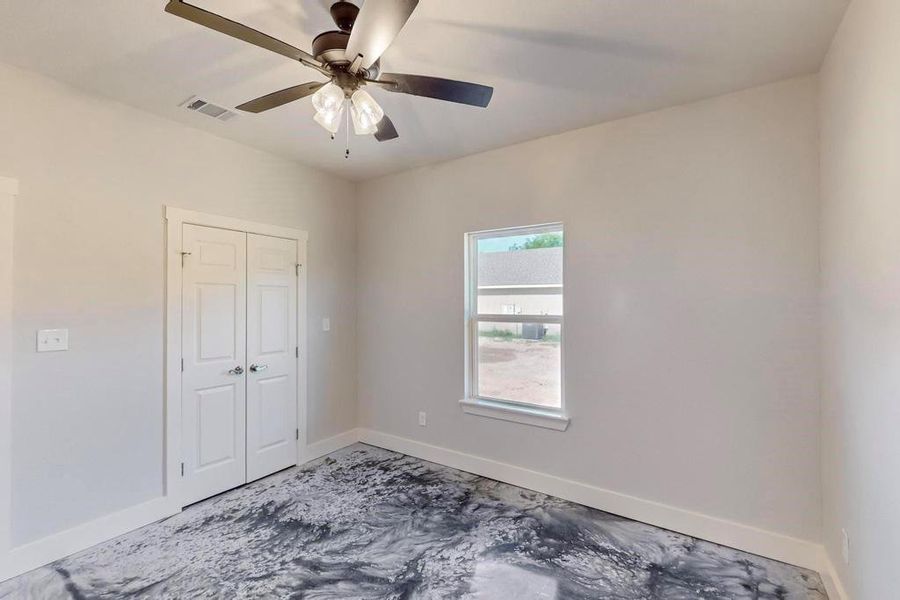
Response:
164,0,494,147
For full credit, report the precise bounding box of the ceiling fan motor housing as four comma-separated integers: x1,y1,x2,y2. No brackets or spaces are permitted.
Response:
312,28,380,80
330,1,359,32
312,30,350,65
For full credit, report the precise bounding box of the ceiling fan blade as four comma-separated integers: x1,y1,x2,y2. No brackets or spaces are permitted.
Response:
344,0,419,73
235,82,325,113
164,0,323,69
374,115,399,142
375,73,493,108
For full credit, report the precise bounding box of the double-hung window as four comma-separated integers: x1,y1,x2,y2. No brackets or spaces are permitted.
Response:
463,223,568,430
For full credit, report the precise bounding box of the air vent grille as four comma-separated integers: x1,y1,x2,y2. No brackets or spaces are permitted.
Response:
180,96,237,122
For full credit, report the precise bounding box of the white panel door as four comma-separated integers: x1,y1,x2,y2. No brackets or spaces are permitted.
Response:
246,233,298,482
181,224,247,505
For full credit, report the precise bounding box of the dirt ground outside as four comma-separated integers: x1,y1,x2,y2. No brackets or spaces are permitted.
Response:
477,337,561,408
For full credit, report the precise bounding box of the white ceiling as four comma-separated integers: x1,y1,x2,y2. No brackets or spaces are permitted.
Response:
0,0,848,181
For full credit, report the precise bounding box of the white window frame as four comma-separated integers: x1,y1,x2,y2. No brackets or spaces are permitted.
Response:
461,223,569,431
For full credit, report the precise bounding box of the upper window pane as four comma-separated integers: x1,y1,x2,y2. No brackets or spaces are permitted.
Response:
476,230,563,316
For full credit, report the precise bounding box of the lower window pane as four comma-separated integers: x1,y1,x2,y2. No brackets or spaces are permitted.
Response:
477,322,561,408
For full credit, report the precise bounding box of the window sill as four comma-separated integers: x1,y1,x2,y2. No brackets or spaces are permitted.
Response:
459,398,570,431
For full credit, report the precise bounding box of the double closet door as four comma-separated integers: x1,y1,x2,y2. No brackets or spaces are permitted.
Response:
181,224,298,506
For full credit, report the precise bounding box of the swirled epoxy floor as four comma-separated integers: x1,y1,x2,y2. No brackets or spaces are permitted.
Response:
0,444,827,599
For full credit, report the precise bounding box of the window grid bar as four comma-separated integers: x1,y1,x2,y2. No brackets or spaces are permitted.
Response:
478,287,562,297
474,314,562,324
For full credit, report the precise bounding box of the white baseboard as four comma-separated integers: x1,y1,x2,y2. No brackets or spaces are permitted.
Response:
2,429,842,597
818,549,850,600
357,428,824,573
299,428,362,464
0,430,364,584
0,496,179,583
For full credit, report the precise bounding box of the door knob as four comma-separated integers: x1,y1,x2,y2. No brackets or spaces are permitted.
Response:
250,364,268,373
228,366,244,375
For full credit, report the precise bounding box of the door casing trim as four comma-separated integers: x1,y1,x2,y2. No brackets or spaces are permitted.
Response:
164,207,309,509
0,177,18,565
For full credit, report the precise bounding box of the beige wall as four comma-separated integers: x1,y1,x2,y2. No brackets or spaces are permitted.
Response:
0,62,357,545
819,0,900,597
0,49,841,568
357,77,822,541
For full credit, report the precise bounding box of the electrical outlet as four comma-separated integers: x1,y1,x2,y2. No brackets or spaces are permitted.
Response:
37,329,68,352
841,528,850,565
418,411,427,427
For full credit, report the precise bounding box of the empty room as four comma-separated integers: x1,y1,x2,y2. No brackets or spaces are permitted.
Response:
0,0,896,598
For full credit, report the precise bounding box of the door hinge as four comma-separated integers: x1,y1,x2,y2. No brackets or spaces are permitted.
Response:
295,346,299,358
296,263,302,276
180,462,184,476
296,428,299,441
181,251,191,267
180,358,184,372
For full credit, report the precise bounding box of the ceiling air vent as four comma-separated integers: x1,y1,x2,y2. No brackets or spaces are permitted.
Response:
180,96,238,122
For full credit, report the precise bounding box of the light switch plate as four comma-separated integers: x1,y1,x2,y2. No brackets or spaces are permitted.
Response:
322,318,331,332
37,329,68,352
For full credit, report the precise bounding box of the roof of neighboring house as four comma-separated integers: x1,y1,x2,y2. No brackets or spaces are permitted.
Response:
478,247,563,287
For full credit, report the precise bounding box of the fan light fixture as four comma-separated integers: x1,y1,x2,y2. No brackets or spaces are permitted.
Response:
166,0,495,153
311,82,385,136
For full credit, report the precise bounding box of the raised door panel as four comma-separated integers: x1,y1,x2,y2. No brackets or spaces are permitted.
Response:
256,375,289,450
197,284,238,362
196,384,239,469
258,286,288,355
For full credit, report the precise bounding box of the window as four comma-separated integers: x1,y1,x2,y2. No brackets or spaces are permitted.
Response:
462,223,568,430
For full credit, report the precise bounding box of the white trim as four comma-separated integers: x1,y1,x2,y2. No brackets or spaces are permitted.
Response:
164,207,308,242
299,429,362,464
164,207,309,509
164,212,182,503
818,549,849,600
478,284,562,290
0,178,17,569
465,222,567,421
478,285,562,296
296,240,309,466
357,429,826,573
468,221,564,240
460,398,570,431
0,497,178,582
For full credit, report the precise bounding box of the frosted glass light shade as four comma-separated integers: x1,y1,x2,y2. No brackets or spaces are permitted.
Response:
350,89,384,135
314,103,344,134
312,82,345,114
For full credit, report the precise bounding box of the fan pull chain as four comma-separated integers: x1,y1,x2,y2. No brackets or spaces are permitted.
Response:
345,100,351,159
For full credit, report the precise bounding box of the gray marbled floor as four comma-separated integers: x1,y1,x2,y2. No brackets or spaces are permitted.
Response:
0,444,826,599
